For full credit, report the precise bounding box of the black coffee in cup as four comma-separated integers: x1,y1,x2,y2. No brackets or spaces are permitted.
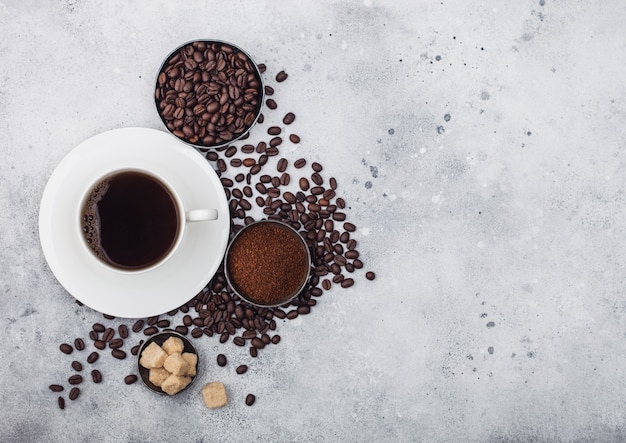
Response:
81,170,180,270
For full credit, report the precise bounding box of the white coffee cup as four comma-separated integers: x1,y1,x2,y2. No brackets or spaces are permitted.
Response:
78,167,218,273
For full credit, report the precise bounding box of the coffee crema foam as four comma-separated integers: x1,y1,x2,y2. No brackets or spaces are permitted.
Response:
81,178,109,262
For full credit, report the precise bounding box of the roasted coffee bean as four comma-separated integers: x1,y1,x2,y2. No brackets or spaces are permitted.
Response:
245,393,256,406
124,374,138,385
251,337,265,349
132,319,144,333
277,158,288,172
94,340,106,350
58,396,65,410
191,328,203,338
236,364,248,375
289,134,301,144
89,330,98,341
175,325,189,335
271,334,281,345
59,343,73,355
276,70,288,82
341,278,355,288
69,387,80,401
269,136,282,147
71,361,83,372
154,319,169,329
233,336,246,346
268,126,281,136
286,310,299,320
143,326,158,336
118,325,129,339
49,384,64,392
73,338,85,351
91,369,103,384
102,328,115,342
322,279,332,290
264,85,274,95
130,344,141,356
366,271,376,280
92,323,105,333
299,177,310,191
87,352,99,364
249,347,258,358
217,354,227,367
343,222,356,232
68,375,82,385
111,349,127,360
266,98,277,109
345,250,360,260
109,338,124,349
283,112,296,125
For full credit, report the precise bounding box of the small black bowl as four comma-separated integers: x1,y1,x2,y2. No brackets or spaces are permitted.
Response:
137,330,198,395
154,39,265,149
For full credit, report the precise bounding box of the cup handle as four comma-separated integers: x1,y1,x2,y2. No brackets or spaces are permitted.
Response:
186,209,219,222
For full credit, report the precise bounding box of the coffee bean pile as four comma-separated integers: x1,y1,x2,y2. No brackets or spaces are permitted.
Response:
51,61,375,410
155,40,263,147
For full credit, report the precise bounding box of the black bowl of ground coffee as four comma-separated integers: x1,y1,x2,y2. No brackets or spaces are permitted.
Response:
154,39,265,149
224,220,311,308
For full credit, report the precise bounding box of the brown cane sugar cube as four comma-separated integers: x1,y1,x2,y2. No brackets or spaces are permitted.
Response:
148,368,170,387
139,342,168,369
182,352,197,377
202,382,228,408
163,352,189,376
161,374,191,396
161,336,184,355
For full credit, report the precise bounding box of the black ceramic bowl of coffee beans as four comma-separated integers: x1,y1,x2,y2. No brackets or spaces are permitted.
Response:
137,331,199,396
224,220,312,308
154,39,265,149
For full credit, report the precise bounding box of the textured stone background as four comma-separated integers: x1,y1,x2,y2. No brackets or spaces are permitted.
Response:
1,1,626,442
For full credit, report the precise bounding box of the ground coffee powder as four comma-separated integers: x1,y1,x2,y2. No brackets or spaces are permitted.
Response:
226,222,309,306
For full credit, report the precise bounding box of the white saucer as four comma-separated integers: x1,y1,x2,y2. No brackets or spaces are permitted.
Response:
39,127,230,318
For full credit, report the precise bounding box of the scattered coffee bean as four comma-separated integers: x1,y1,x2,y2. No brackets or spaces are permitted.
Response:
283,112,295,125
111,349,127,360
92,323,105,333
268,126,281,135
289,134,300,144
143,326,159,336
266,98,277,109
49,384,64,392
74,338,85,351
102,328,115,342
341,278,355,288
236,364,248,375
124,374,138,385
132,319,144,333
69,387,80,401
58,396,65,410
366,271,376,280
68,375,82,385
117,324,129,339
91,369,103,384
217,354,227,367
109,338,124,349
94,340,106,350
130,344,141,356
71,361,83,372
245,393,256,406
87,352,99,364
276,70,288,82
59,343,73,355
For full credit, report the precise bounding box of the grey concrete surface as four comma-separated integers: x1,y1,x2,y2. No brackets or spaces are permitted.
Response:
1,1,626,442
